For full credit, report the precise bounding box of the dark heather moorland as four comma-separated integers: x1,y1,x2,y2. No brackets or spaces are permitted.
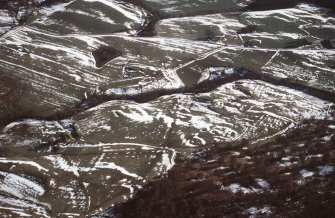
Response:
0,0,334,217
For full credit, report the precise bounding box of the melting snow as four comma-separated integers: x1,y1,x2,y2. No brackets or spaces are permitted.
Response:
300,169,314,177
318,166,335,176
220,183,262,194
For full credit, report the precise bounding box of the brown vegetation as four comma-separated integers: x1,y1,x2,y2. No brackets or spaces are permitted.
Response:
0,0,70,24
83,68,335,110
0,74,22,127
237,25,261,34
112,118,335,218
321,40,335,49
92,46,122,68
2,67,335,130
245,0,335,11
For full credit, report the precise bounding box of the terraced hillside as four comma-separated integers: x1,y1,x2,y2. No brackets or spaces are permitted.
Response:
0,0,334,217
